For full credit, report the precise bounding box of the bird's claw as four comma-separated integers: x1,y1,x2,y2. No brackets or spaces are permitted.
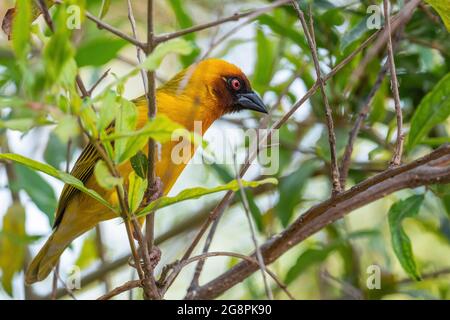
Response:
149,246,161,269
143,177,163,206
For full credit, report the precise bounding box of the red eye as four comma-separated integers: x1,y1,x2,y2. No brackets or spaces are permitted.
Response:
231,78,241,91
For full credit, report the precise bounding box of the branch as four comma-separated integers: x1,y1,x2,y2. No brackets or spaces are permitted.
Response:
345,0,421,96
383,0,404,166
97,280,141,300
290,0,341,194
84,11,146,50
161,22,384,294
340,61,389,189
189,145,450,299
154,0,291,44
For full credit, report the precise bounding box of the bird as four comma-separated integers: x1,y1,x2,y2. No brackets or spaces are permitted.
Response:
25,59,267,284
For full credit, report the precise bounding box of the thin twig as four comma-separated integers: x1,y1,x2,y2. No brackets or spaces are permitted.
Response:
344,0,421,96
339,27,405,188
340,62,389,189
200,0,292,60
95,224,111,293
145,0,158,254
191,146,450,299
383,0,404,167
163,251,295,300
84,11,145,50
86,69,111,97
234,159,273,300
36,0,54,32
186,207,223,296
127,0,147,91
165,24,383,295
97,280,142,300
290,0,341,194
154,0,290,44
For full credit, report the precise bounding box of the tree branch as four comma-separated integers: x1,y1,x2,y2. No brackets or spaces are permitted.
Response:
290,0,341,194
383,0,404,166
154,0,290,44
189,145,450,299
84,11,146,50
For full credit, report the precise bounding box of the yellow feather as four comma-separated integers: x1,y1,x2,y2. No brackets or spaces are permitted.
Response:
25,59,247,284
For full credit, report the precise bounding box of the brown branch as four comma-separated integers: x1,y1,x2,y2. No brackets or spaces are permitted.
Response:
340,61,389,189
344,0,421,96
95,224,111,293
86,69,111,97
199,0,294,60
36,0,54,32
162,22,384,295
97,280,142,300
154,0,290,44
235,168,273,299
290,0,341,195
189,145,450,299
161,251,294,300
398,267,450,285
84,11,145,50
383,0,404,167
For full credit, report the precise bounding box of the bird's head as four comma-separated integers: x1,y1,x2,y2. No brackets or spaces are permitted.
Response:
160,59,268,116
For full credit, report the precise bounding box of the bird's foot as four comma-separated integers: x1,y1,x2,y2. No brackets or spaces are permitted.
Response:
142,177,163,207
129,246,161,271
149,246,161,269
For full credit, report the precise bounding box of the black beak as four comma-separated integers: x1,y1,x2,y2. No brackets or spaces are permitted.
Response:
236,91,268,114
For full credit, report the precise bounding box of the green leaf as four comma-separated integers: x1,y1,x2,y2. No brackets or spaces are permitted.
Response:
0,203,26,296
111,114,183,164
130,151,148,180
99,0,111,19
388,194,424,281
137,178,278,216
407,72,450,150
257,14,308,51
94,160,123,190
114,99,137,163
53,115,79,143
43,6,74,85
284,230,378,285
75,233,98,269
128,171,148,213
0,118,34,132
0,153,115,212
340,17,369,52
211,164,264,232
44,133,70,169
79,101,99,137
316,128,348,161
285,247,334,285
253,29,275,91
11,0,32,61
425,0,450,31
140,38,194,71
97,91,119,132
244,190,264,233
167,0,200,66
13,164,57,226
76,37,127,67
275,160,317,227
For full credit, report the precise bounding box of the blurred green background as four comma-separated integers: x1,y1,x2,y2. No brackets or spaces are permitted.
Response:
0,0,450,300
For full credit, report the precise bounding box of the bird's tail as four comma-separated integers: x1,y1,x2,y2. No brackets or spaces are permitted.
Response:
25,225,77,285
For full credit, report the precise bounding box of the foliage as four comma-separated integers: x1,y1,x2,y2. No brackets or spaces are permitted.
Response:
0,0,449,300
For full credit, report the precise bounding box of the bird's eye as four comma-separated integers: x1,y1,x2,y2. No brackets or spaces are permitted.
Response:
230,78,241,91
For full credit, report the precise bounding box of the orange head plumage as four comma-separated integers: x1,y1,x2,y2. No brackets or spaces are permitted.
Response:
155,59,267,129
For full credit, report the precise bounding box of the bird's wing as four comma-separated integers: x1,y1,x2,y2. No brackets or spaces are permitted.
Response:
53,142,101,228
53,97,147,228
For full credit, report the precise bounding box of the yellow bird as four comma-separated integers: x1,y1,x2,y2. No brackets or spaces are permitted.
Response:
25,59,267,284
